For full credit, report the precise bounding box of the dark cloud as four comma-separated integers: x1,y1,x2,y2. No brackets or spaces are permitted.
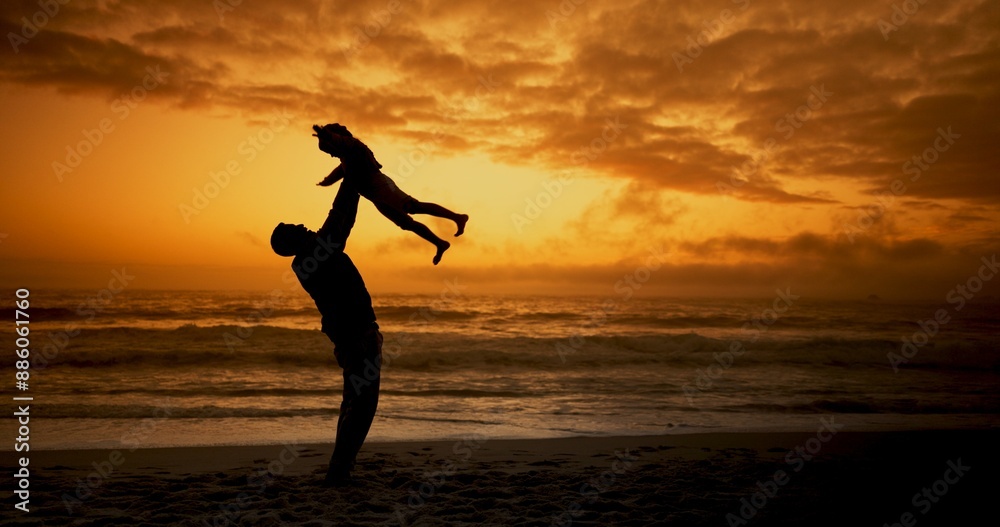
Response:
397,231,991,299
0,18,211,104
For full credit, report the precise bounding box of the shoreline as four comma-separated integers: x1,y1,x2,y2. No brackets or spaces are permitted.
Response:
24,411,1000,452
18,418,1000,453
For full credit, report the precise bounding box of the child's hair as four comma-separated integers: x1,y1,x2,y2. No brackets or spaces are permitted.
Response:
314,123,353,138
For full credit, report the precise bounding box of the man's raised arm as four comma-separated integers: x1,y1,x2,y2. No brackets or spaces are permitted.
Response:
316,179,362,250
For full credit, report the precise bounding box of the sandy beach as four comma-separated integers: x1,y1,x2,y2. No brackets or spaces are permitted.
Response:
5,428,996,526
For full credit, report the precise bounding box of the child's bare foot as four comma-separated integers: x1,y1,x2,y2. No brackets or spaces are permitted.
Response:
433,240,450,265
454,214,469,237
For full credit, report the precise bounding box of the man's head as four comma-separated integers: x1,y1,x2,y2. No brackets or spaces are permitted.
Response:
270,222,314,257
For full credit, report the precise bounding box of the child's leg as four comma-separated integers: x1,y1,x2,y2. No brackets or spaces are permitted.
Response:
377,203,451,265
408,221,450,265
410,201,468,237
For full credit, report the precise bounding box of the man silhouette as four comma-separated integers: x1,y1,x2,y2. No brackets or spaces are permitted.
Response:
270,178,381,486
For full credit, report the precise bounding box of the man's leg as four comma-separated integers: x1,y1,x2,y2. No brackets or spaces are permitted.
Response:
327,326,382,483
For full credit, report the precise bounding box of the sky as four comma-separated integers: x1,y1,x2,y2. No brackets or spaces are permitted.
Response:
0,0,998,299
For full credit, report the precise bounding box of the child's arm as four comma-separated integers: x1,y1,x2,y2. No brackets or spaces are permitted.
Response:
317,164,346,187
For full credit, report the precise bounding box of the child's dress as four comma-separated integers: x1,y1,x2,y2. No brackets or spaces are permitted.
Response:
319,135,417,216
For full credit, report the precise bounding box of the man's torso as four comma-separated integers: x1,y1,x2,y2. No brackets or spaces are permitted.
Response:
292,240,376,343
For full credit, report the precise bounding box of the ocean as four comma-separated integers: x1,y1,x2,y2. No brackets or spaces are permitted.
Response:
3,289,998,450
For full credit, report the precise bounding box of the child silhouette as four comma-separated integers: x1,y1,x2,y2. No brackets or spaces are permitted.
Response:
313,123,468,265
